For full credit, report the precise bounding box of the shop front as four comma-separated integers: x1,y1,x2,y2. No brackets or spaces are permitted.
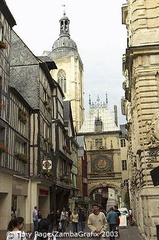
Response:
12,175,29,219
0,172,12,239
38,186,50,218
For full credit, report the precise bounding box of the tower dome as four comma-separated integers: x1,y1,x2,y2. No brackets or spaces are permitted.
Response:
51,12,78,55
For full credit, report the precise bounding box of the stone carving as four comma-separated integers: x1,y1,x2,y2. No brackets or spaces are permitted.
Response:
146,111,159,148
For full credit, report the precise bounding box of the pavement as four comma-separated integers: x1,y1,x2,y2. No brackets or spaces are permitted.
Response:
118,226,143,240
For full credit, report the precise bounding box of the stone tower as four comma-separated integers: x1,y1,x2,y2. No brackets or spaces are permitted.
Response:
78,96,123,210
43,10,84,132
122,1,159,239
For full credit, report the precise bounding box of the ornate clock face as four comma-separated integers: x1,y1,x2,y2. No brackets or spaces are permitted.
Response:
92,154,112,172
97,159,107,169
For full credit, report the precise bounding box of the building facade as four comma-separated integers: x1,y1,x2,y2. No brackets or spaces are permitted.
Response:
119,124,129,208
0,1,79,237
43,11,84,132
0,1,16,237
76,135,88,208
10,30,58,228
122,1,159,239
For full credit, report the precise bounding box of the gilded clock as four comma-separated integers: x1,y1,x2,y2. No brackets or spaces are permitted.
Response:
97,159,107,169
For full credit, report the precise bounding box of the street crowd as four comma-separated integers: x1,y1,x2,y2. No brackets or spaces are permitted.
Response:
5,204,132,240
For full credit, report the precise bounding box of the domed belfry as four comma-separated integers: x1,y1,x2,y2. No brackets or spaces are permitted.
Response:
44,9,84,132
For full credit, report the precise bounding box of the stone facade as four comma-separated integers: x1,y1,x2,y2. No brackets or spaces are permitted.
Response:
122,1,159,239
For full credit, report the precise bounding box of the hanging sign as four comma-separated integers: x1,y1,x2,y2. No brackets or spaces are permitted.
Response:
42,160,52,170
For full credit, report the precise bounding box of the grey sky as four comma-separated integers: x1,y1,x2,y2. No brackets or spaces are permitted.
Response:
6,0,127,124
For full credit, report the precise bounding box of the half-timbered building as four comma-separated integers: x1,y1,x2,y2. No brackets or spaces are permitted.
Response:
10,31,57,229
0,0,16,237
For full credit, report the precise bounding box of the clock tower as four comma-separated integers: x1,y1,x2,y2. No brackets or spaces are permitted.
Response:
78,96,124,210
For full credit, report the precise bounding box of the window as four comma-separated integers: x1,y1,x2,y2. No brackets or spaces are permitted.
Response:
57,70,66,93
121,139,126,147
95,138,102,147
122,160,127,171
15,139,27,154
95,118,103,132
0,126,5,142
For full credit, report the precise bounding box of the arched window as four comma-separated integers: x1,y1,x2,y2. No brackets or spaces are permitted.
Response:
57,70,66,93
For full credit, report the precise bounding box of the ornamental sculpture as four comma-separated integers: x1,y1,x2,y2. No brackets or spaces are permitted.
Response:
146,111,159,148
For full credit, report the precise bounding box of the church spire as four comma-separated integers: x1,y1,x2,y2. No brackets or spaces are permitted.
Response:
59,6,70,37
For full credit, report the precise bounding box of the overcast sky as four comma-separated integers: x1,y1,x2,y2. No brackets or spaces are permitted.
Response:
6,0,127,125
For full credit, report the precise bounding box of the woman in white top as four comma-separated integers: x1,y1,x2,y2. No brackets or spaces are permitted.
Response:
60,207,68,233
6,217,27,240
70,209,79,233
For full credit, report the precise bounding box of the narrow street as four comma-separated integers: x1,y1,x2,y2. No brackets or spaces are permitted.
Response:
55,223,143,240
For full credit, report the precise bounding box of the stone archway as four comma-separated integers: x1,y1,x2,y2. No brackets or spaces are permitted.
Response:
88,181,121,196
88,181,122,211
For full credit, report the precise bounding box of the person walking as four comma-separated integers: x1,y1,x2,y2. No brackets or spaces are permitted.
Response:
38,210,42,222
106,207,118,240
67,208,72,226
55,210,61,231
6,217,27,240
113,206,120,237
34,218,50,240
47,210,55,232
60,207,68,233
87,203,107,240
70,209,79,233
78,208,86,232
33,206,38,235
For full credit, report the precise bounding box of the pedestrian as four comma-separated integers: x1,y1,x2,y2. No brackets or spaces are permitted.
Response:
11,207,17,219
113,206,120,237
87,203,107,240
106,207,118,240
6,216,27,240
128,209,133,225
38,210,43,231
99,205,107,216
78,208,86,232
60,207,68,232
47,210,55,232
55,210,61,231
34,218,50,240
67,208,72,226
70,209,79,233
33,206,38,235
38,210,43,222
